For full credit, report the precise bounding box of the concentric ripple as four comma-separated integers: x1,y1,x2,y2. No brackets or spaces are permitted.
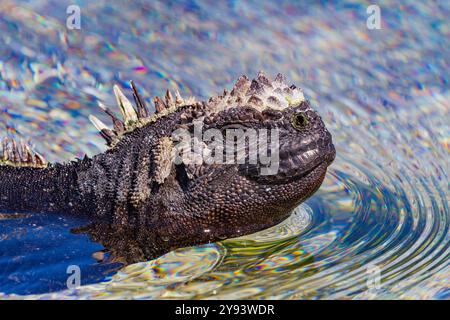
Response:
0,0,449,299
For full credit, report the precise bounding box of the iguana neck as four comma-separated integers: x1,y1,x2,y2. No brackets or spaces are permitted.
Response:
0,161,88,214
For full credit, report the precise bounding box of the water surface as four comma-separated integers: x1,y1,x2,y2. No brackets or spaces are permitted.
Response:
0,0,448,299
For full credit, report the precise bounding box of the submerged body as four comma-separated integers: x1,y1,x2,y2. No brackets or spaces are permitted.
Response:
0,72,335,263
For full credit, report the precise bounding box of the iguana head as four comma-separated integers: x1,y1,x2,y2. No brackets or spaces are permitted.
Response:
197,73,336,185
88,72,335,248
169,72,335,237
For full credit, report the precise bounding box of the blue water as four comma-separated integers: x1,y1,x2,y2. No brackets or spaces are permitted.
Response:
0,214,120,294
0,0,448,299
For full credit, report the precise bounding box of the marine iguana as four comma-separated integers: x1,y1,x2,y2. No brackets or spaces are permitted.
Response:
0,72,335,263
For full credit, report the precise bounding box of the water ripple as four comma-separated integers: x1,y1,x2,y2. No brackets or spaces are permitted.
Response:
0,0,448,299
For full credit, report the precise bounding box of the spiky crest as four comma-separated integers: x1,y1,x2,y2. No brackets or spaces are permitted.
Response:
89,72,306,147
0,138,47,168
89,81,198,147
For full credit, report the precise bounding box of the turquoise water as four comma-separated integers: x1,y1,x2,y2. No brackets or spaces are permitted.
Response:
0,0,448,299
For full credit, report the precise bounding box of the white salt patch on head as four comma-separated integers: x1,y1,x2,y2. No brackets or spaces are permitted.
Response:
205,71,306,114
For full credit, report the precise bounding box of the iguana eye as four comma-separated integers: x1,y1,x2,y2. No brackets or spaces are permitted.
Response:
291,112,308,130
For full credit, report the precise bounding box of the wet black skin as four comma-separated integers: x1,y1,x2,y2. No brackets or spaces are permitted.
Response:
0,101,335,264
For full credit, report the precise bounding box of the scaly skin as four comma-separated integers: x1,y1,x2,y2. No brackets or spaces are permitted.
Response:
0,72,335,263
